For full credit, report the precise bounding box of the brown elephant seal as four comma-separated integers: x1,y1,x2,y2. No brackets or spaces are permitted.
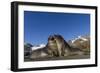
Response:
46,35,59,57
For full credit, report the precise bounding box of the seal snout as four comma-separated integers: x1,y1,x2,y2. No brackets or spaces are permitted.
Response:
48,35,55,41
50,37,55,41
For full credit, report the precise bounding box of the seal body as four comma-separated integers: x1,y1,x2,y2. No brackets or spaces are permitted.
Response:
46,35,59,57
53,35,71,57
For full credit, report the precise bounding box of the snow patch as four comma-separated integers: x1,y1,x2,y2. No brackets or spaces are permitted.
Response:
71,35,88,43
32,44,46,51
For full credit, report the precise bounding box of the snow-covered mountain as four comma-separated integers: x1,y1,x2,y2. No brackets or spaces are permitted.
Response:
32,44,46,51
68,35,90,50
71,35,88,44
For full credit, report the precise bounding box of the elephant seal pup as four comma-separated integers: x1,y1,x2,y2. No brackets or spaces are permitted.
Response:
46,35,59,57
53,34,84,57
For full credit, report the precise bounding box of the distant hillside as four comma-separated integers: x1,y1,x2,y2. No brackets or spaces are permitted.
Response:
67,35,90,51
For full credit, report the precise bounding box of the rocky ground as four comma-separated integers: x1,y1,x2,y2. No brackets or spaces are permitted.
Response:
24,54,90,62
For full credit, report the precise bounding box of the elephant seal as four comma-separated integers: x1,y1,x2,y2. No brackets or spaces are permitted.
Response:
46,35,59,57
46,34,69,57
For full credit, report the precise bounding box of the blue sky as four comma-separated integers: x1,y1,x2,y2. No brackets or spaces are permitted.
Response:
24,11,90,45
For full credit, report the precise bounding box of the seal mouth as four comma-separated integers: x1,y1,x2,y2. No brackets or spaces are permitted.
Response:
48,35,57,46
48,35,55,41
50,37,54,40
